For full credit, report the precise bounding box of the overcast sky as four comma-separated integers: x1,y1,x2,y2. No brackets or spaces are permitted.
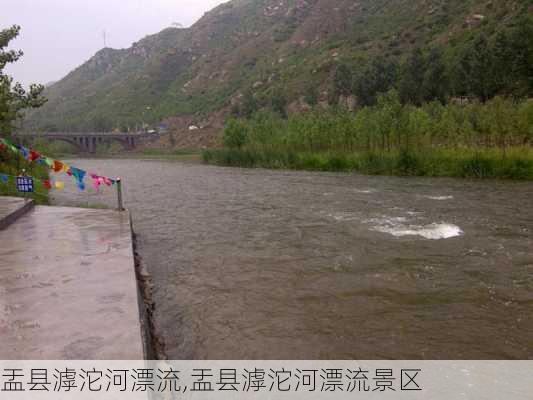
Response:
1,0,226,88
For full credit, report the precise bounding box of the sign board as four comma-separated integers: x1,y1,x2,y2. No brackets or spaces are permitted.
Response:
16,176,34,193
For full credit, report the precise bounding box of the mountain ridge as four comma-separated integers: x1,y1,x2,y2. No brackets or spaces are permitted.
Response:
24,0,531,143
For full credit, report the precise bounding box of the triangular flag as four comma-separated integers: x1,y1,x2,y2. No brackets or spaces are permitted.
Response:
70,166,86,185
29,150,41,162
16,145,30,160
53,160,64,172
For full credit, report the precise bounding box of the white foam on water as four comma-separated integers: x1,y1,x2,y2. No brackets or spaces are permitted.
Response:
424,195,454,200
328,212,359,222
365,216,463,240
366,216,407,224
406,211,423,216
373,222,463,239
353,189,376,194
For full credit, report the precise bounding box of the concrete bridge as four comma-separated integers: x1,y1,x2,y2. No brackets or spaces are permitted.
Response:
15,132,155,153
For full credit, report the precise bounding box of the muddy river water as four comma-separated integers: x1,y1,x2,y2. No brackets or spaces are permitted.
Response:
53,158,533,359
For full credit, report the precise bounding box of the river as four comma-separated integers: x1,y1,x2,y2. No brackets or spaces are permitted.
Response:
52,158,533,359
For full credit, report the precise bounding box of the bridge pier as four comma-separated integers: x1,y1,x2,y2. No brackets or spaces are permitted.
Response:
78,137,88,152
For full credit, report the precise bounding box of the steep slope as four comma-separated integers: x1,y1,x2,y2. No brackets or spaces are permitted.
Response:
25,0,530,135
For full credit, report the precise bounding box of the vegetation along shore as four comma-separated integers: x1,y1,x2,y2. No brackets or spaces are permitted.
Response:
204,94,533,179
204,15,533,180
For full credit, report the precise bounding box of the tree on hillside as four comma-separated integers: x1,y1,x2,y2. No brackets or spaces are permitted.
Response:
332,63,353,101
496,16,533,97
452,18,533,101
303,84,319,106
269,89,288,118
398,48,426,105
353,57,397,106
0,25,46,137
491,30,515,95
454,34,498,102
422,47,449,104
469,35,499,101
232,90,259,119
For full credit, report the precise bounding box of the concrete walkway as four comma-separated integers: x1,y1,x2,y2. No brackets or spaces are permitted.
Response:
0,197,144,359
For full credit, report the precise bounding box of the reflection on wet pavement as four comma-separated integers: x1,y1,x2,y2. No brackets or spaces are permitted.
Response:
0,205,143,359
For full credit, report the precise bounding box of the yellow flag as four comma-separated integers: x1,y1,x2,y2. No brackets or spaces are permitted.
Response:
61,164,70,173
54,181,65,190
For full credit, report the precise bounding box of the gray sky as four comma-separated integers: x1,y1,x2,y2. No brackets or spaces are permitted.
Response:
1,0,226,88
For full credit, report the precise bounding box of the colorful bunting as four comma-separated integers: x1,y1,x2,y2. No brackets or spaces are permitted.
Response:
0,138,17,154
0,137,117,192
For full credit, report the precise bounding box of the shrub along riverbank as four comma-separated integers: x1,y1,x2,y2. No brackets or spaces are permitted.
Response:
203,93,533,180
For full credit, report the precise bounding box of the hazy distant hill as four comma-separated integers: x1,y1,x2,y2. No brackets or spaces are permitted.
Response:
25,0,531,135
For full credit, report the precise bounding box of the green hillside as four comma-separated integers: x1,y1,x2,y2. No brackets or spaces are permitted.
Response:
24,0,532,133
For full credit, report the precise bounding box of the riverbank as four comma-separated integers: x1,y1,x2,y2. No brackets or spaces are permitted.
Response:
202,147,533,180
203,95,533,180
103,148,202,163
40,148,202,162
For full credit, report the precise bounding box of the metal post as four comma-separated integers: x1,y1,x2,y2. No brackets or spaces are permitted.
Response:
116,178,124,211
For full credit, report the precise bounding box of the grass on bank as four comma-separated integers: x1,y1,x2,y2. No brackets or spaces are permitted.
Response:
71,148,202,161
203,147,533,179
135,148,201,160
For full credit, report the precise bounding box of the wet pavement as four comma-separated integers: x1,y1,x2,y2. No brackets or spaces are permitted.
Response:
0,200,143,359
